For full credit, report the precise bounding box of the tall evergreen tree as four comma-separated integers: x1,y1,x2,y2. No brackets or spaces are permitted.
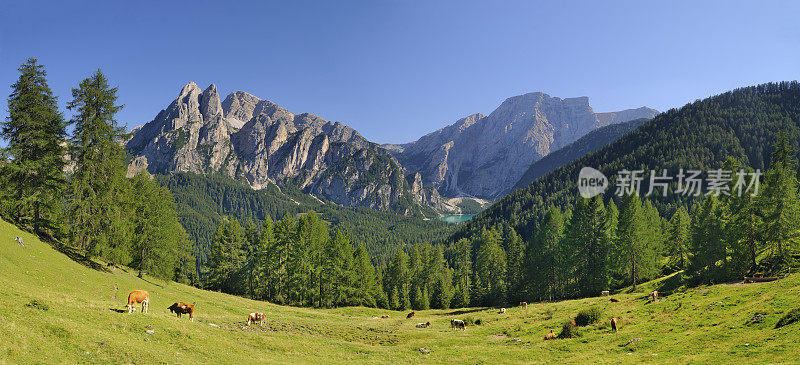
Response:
2,59,68,237
206,217,247,293
65,70,127,258
614,193,658,289
474,228,506,306
668,206,691,270
759,130,800,262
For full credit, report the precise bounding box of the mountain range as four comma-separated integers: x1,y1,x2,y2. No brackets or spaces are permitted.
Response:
125,83,657,215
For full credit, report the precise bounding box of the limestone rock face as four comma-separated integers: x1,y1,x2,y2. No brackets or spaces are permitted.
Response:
391,92,658,198
126,82,423,214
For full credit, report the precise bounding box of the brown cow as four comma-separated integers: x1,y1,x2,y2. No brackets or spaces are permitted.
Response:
648,290,659,301
168,302,195,321
406,311,415,319
519,302,528,308
248,312,266,326
499,308,506,314
127,290,149,314
610,297,621,303
544,329,556,340
416,321,431,328
610,317,618,332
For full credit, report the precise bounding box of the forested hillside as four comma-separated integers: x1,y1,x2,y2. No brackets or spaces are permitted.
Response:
458,82,800,242
157,173,454,266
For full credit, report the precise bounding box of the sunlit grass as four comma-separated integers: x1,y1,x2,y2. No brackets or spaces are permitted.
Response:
1,219,799,363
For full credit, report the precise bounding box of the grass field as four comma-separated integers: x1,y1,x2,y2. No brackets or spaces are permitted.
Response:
1,219,799,364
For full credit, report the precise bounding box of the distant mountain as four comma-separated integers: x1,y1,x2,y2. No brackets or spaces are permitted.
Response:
388,92,657,199
125,82,441,216
510,117,650,193
452,81,800,243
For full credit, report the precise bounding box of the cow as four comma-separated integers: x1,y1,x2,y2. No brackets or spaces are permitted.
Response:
14,237,24,248
126,290,149,314
519,302,528,308
450,319,467,331
499,308,506,314
600,290,610,296
416,322,431,328
610,317,618,332
168,302,189,316
168,302,195,321
248,312,266,326
649,290,658,301
406,311,415,319
609,297,621,303
380,315,390,319
544,329,556,340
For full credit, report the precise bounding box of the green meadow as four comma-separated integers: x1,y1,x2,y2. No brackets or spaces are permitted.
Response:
1,218,799,364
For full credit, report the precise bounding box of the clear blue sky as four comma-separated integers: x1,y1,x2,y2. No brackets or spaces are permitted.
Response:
1,1,799,143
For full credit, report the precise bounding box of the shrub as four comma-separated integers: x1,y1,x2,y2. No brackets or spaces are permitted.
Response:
575,307,603,326
558,319,578,338
26,299,49,311
462,317,483,326
775,307,800,328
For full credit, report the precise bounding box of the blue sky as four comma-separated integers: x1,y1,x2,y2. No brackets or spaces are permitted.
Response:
1,1,799,143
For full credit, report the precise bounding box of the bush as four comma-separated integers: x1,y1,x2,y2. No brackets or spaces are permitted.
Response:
575,307,603,326
26,299,49,311
462,317,483,326
558,320,578,338
775,307,800,328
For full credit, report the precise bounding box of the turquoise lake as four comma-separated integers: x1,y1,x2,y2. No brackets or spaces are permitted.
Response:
437,214,475,223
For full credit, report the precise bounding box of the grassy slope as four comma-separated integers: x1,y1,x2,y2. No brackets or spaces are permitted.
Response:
1,219,799,364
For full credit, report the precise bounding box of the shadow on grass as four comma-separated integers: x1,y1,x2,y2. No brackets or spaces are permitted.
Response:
46,240,111,273
445,308,487,316
109,308,127,313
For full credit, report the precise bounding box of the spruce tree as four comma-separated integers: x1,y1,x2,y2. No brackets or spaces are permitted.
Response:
668,206,691,270
66,70,127,258
2,58,68,237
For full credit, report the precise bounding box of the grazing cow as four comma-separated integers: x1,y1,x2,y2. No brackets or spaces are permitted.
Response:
610,317,618,332
380,315,390,319
450,319,467,331
248,312,266,326
168,302,189,316
519,302,528,308
600,290,610,296
406,311,415,319
649,290,659,301
544,329,556,340
14,237,24,247
416,321,431,328
499,308,506,314
169,302,195,321
126,290,149,314
609,297,621,303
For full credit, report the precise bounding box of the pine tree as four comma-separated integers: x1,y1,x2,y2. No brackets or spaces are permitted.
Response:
353,242,380,307
526,206,564,301
759,130,800,263
206,217,247,293
451,238,472,306
503,227,526,303
668,206,691,270
66,70,127,259
690,195,727,276
129,172,192,279
614,193,658,289
2,58,67,237
474,228,506,306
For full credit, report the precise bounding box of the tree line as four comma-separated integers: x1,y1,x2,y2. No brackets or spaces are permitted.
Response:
0,59,193,282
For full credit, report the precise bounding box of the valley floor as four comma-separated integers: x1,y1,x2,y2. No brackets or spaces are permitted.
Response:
1,219,799,364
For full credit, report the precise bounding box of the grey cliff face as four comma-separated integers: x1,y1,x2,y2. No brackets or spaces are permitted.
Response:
126,82,423,214
392,92,658,198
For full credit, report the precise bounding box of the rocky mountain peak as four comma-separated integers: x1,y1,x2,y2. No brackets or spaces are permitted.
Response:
200,83,222,118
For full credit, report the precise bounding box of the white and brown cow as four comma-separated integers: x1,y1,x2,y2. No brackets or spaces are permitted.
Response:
127,290,149,314
248,312,266,326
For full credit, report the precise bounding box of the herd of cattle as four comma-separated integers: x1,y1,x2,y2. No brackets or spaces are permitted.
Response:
124,289,657,338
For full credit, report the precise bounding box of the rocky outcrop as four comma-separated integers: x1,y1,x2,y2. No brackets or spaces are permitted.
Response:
390,92,658,198
127,83,425,214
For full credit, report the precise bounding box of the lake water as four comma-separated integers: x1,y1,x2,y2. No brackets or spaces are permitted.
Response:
438,214,475,224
